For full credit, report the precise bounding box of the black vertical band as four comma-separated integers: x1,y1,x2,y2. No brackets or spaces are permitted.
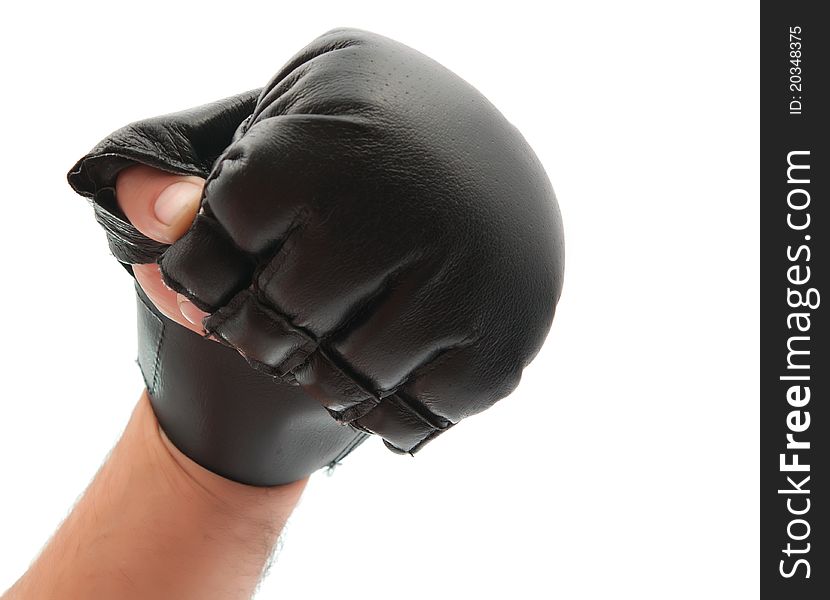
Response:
761,4,828,597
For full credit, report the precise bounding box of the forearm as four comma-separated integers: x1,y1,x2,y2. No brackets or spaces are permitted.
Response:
3,391,307,600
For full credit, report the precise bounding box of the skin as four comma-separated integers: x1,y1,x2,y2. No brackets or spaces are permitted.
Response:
3,165,306,600
116,164,213,335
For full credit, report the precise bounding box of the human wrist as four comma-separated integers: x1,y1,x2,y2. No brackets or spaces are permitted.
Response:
136,389,308,530
4,392,307,600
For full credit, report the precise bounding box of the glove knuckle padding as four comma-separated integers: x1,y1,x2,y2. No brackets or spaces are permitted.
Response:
68,28,564,458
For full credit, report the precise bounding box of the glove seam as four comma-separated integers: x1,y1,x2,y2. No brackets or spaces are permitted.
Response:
202,290,314,387
135,288,166,397
328,430,369,466
204,282,462,451
205,295,452,451
253,207,312,291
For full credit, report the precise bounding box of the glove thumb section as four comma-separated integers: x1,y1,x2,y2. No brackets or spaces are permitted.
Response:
66,89,262,265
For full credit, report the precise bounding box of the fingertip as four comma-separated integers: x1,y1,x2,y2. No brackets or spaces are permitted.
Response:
133,264,206,337
177,294,210,330
153,181,203,243
115,165,205,245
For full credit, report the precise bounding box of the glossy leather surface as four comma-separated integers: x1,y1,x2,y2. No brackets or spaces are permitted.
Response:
136,283,367,486
68,28,564,466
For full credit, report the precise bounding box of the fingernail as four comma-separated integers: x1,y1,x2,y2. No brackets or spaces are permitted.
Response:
154,181,201,228
177,294,210,329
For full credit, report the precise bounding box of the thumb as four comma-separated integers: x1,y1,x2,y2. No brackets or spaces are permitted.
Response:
115,163,203,245
115,164,211,336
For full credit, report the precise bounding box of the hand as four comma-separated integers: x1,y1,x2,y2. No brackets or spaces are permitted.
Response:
66,28,563,459
115,163,210,335
2,163,311,600
105,159,369,487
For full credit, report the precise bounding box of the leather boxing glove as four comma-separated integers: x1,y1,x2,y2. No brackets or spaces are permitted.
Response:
67,28,564,484
68,88,367,486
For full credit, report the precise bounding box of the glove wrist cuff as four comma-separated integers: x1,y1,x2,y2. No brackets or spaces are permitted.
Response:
136,283,367,486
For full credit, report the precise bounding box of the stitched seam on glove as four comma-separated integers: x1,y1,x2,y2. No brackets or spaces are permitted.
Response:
203,285,455,446
135,290,165,396
407,427,448,454
201,289,314,375
328,431,369,465
252,207,312,290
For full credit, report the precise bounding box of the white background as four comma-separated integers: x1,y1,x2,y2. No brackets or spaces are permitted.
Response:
0,1,759,598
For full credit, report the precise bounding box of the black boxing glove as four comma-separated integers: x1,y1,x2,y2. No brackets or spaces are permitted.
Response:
68,28,564,484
